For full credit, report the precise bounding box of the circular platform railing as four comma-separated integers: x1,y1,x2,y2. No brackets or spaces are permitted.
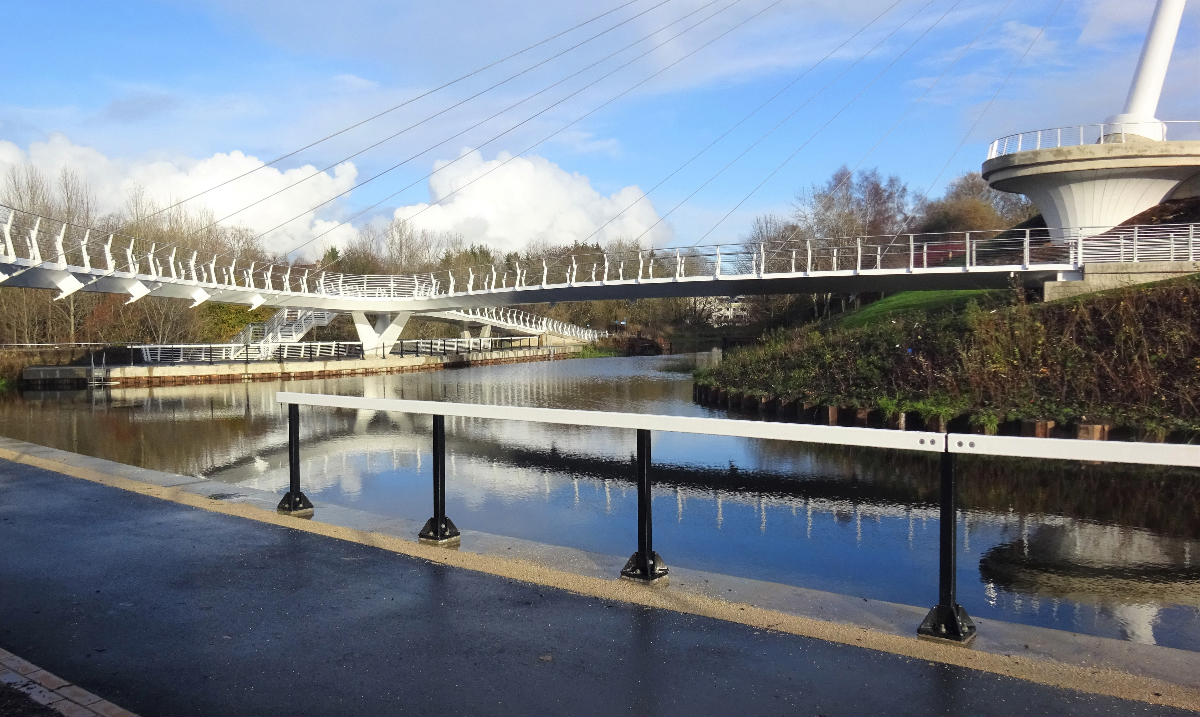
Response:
986,120,1200,160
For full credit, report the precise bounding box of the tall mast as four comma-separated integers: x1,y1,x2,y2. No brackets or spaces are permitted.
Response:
1107,0,1187,138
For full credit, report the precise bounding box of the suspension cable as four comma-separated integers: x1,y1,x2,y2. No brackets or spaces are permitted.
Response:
573,0,906,249
194,0,677,236
275,0,768,263
687,0,963,247
625,0,940,249
122,0,648,226
20,0,707,286
757,0,1019,262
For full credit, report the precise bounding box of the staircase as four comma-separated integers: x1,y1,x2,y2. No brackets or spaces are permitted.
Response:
231,308,337,359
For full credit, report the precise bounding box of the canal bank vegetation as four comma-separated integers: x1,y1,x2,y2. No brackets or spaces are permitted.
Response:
575,343,624,359
696,275,1200,441
693,165,1200,441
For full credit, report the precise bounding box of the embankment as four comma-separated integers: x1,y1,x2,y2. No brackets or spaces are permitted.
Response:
695,277,1200,441
22,345,580,389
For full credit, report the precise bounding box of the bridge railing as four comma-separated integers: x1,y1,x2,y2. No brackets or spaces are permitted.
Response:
986,120,1200,159
272,393,1200,644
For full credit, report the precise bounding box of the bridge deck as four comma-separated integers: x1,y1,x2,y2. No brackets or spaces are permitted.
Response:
0,448,1191,715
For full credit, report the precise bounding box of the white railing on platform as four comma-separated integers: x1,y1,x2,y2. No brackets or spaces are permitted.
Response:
986,120,1200,159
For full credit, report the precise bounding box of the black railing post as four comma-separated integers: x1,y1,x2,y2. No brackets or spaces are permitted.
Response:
621,428,668,583
918,450,976,643
276,403,314,516
419,414,460,545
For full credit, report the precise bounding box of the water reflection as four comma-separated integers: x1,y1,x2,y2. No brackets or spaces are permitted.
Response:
1,355,1198,650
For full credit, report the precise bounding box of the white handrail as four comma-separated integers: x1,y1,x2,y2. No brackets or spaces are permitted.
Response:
273,395,1200,466
986,120,1200,159
277,394,944,453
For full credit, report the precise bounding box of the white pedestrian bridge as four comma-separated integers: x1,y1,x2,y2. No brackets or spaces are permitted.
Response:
2,203,1197,340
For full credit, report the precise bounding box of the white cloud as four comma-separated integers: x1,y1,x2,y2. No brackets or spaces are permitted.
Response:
0,133,359,257
394,149,669,252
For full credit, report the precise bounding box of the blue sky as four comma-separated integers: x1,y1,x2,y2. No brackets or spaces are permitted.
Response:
1,0,1197,257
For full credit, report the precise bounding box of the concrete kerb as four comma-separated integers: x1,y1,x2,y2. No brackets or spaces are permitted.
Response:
0,647,137,717
0,436,1197,711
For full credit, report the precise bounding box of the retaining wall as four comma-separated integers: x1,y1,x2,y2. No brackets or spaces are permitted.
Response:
22,346,580,389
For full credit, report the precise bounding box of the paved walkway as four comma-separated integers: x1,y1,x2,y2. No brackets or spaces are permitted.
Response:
0,459,1192,716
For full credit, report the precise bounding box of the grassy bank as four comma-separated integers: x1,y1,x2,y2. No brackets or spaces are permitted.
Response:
575,343,624,359
697,278,1200,440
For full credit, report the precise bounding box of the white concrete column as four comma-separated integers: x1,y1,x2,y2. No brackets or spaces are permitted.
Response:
1106,0,1186,138
351,311,411,356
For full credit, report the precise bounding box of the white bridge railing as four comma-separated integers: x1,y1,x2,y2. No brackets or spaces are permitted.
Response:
986,120,1200,159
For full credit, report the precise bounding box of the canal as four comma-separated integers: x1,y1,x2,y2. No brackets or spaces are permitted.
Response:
2,354,1197,650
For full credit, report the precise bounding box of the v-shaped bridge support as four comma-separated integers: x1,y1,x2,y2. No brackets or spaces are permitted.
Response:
352,311,411,357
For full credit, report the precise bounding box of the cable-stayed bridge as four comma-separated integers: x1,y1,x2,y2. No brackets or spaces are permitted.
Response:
1,2,1196,354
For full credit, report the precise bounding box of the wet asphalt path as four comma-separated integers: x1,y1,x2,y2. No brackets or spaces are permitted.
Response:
0,460,1189,716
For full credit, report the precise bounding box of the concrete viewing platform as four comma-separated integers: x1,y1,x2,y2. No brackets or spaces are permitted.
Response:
0,438,1196,715
21,344,580,389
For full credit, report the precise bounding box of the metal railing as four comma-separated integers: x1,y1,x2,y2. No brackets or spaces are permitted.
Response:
1073,223,1199,262
272,393,1200,644
986,120,1200,159
134,336,555,363
392,336,540,357
136,341,363,363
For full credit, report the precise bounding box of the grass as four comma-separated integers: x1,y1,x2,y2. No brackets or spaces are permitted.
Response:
837,290,998,329
575,344,623,359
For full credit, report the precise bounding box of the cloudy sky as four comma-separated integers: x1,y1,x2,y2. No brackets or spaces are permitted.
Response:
1,0,1197,258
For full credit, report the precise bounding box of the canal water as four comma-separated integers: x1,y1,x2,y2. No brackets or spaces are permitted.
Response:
2,354,1198,650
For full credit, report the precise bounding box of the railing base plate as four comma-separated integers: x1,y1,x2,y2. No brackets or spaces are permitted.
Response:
917,604,977,645
418,517,461,546
620,552,669,584
276,491,314,518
